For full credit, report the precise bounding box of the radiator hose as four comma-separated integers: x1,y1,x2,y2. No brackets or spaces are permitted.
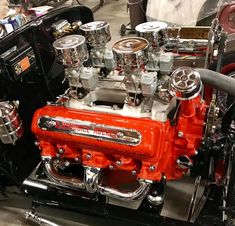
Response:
196,68,235,97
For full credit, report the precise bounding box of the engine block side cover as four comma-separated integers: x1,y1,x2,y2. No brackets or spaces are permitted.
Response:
32,105,168,160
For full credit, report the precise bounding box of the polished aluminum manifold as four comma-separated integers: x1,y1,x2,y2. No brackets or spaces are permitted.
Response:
0,101,23,145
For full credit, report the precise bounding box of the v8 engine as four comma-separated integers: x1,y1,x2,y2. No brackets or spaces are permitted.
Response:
29,21,208,208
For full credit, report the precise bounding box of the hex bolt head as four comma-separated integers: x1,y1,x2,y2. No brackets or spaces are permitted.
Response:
86,153,92,160
132,170,137,175
75,157,80,162
58,148,64,154
34,141,39,147
109,165,114,170
64,161,70,167
116,160,122,166
178,131,184,138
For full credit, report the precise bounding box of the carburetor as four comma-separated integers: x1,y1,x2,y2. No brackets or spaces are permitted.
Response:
136,21,173,73
80,21,115,71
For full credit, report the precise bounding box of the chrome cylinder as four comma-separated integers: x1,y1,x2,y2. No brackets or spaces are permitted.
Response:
135,21,168,49
0,101,23,145
112,37,149,74
84,167,101,193
98,180,151,201
43,159,85,190
80,21,111,47
53,35,88,67
25,211,60,226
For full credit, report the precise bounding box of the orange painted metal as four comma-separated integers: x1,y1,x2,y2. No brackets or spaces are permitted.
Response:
32,96,207,181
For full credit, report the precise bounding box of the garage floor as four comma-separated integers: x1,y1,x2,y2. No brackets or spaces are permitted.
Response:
0,0,206,225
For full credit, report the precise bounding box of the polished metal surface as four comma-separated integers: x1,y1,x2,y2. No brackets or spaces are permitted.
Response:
98,180,151,201
53,35,88,67
135,21,168,48
80,21,111,47
112,37,149,74
0,101,23,145
84,167,101,193
25,211,60,226
170,67,202,100
44,159,86,190
38,116,142,146
147,193,164,206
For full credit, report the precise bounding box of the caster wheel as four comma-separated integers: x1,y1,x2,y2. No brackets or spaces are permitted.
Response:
120,24,126,36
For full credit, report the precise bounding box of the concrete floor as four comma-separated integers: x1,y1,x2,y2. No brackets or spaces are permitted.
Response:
0,1,206,225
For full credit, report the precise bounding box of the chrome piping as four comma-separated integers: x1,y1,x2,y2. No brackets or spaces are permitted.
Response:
98,180,151,201
23,179,48,190
43,160,151,201
25,211,60,226
84,167,101,193
44,160,85,190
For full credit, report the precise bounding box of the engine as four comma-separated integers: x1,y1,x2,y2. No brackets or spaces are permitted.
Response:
29,21,207,208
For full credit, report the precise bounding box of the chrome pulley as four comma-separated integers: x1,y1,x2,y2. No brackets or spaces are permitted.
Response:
170,67,202,100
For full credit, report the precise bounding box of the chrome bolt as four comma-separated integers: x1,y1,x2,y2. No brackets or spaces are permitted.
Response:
132,170,137,175
64,161,70,167
86,153,92,160
116,160,122,166
149,165,155,171
178,131,184,138
75,157,80,162
58,148,64,154
215,107,220,114
34,141,39,147
109,165,114,170
116,132,124,139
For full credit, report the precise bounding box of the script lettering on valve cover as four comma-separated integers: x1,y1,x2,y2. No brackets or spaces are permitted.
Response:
38,116,142,146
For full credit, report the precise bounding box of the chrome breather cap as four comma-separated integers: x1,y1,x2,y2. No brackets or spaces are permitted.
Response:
170,67,202,100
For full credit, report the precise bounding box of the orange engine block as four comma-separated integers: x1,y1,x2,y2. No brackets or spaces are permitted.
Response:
32,96,207,182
